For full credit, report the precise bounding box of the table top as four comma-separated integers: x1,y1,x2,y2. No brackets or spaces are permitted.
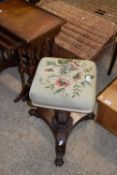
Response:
97,79,117,112
0,0,65,43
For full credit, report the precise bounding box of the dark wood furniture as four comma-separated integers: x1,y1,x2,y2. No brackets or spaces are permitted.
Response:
30,108,95,166
107,39,117,75
0,26,23,73
0,0,6,3
27,0,40,4
0,0,65,101
29,57,97,166
96,78,117,135
0,0,64,43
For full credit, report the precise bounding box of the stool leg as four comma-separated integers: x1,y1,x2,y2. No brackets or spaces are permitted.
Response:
29,108,42,118
84,112,95,120
28,108,95,166
53,111,73,166
29,108,73,167
72,112,95,129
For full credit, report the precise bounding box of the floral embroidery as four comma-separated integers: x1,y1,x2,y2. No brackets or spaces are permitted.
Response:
39,58,94,98
56,78,70,87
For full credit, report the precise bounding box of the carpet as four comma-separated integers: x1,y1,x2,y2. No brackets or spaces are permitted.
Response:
0,43,117,175
0,1,117,175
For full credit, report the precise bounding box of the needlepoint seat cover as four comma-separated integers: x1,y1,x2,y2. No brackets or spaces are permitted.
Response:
29,57,97,113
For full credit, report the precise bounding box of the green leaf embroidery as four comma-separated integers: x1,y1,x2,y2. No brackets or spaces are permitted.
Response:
48,74,59,78
83,66,93,73
72,91,80,98
45,84,55,90
54,88,65,94
59,66,68,74
46,61,57,66
58,59,69,65
73,72,81,80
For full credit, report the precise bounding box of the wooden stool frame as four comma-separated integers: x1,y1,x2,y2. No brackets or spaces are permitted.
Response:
29,107,95,166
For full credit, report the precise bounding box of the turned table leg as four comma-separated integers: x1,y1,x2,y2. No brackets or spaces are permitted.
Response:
0,49,19,73
14,45,37,102
107,40,117,75
14,37,56,103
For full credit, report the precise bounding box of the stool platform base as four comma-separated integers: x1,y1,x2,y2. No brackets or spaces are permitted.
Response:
29,107,95,166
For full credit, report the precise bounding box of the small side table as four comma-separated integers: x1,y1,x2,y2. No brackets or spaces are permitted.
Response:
96,79,117,135
0,0,65,102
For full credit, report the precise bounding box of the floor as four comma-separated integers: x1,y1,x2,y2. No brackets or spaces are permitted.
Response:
0,1,117,175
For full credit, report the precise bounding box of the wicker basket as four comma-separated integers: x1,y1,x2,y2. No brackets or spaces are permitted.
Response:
37,0,117,60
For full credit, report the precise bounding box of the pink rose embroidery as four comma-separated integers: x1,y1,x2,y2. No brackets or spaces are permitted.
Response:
56,78,70,88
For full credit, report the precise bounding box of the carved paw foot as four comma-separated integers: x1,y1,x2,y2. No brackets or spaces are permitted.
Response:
29,108,42,119
29,109,37,116
85,113,95,120
54,157,64,167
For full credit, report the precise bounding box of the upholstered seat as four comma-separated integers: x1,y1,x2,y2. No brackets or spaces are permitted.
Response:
29,57,97,167
30,57,97,113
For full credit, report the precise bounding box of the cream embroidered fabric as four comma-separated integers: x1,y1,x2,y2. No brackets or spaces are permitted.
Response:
29,57,97,113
